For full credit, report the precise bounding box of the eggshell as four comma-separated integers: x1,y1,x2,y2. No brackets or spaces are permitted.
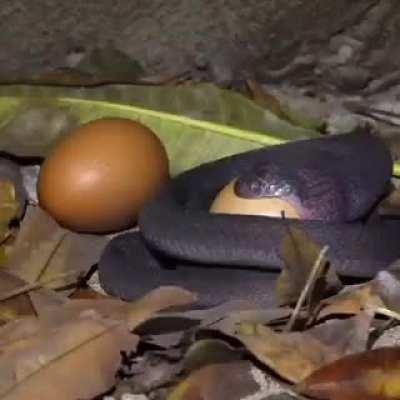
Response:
38,118,169,233
210,179,300,219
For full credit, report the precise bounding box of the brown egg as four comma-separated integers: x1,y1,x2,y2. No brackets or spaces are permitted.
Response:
210,179,300,219
38,118,169,233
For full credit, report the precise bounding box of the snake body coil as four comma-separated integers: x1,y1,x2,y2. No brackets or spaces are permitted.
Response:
99,132,400,306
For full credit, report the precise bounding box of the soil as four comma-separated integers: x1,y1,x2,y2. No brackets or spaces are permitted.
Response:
2,0,400,95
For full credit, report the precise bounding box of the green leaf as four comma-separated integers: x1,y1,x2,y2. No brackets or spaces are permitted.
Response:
0,83,320,176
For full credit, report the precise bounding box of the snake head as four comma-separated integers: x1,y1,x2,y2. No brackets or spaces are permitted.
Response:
234,163,294,199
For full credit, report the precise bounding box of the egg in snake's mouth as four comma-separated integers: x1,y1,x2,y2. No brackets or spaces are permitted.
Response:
232,161,347,221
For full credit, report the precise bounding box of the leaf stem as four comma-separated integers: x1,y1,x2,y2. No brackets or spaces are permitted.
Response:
285,245,329,332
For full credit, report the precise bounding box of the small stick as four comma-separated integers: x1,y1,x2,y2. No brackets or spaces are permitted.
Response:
374,306,400,322
285,245,329,332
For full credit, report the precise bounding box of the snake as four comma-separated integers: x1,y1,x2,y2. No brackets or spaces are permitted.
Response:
98,131,400,307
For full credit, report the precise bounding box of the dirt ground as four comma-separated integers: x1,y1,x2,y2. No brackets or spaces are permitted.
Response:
2,0,400,94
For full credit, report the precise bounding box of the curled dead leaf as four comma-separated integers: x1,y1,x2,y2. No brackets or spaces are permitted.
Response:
0,271,36,325
297,346,400,400
127,286,197,330
233,313,372,383
0,285,197,400
5,206,108,289
316,282,385,320
0,314,137,400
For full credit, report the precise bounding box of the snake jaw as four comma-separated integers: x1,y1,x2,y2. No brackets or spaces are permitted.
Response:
233,157,354,221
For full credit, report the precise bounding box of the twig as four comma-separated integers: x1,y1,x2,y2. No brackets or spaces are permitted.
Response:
0,270,80,302
284,245,329,332
0,230,13,247
374,306,400,322
344,102,400,127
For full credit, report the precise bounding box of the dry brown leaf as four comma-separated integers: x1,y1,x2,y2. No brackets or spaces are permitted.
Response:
0,271,35,325
245,79,324,131
0,314,137,400
142,302,291,350
208,307,292,337
69,286,111,300
32,286,196,333
0,269,67,326
183,339,241,373
374,268,400,313
378,187,400,217
234,313,372,383
0,317,42,392
246,79,288,120
168,361,268,400
142,300,263,336
296,346,400,400
278,226,341,307
0,317,41,354
316,282,385,320
28,288,66,315
0,304,135,398
0,286,197,400
5,206,108,288
127,286,197,330
140,302,286,353
37,298,132,327
316,268,400,320
177,300,260,326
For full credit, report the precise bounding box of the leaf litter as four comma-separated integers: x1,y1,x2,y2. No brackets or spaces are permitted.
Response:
0,82,399,400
